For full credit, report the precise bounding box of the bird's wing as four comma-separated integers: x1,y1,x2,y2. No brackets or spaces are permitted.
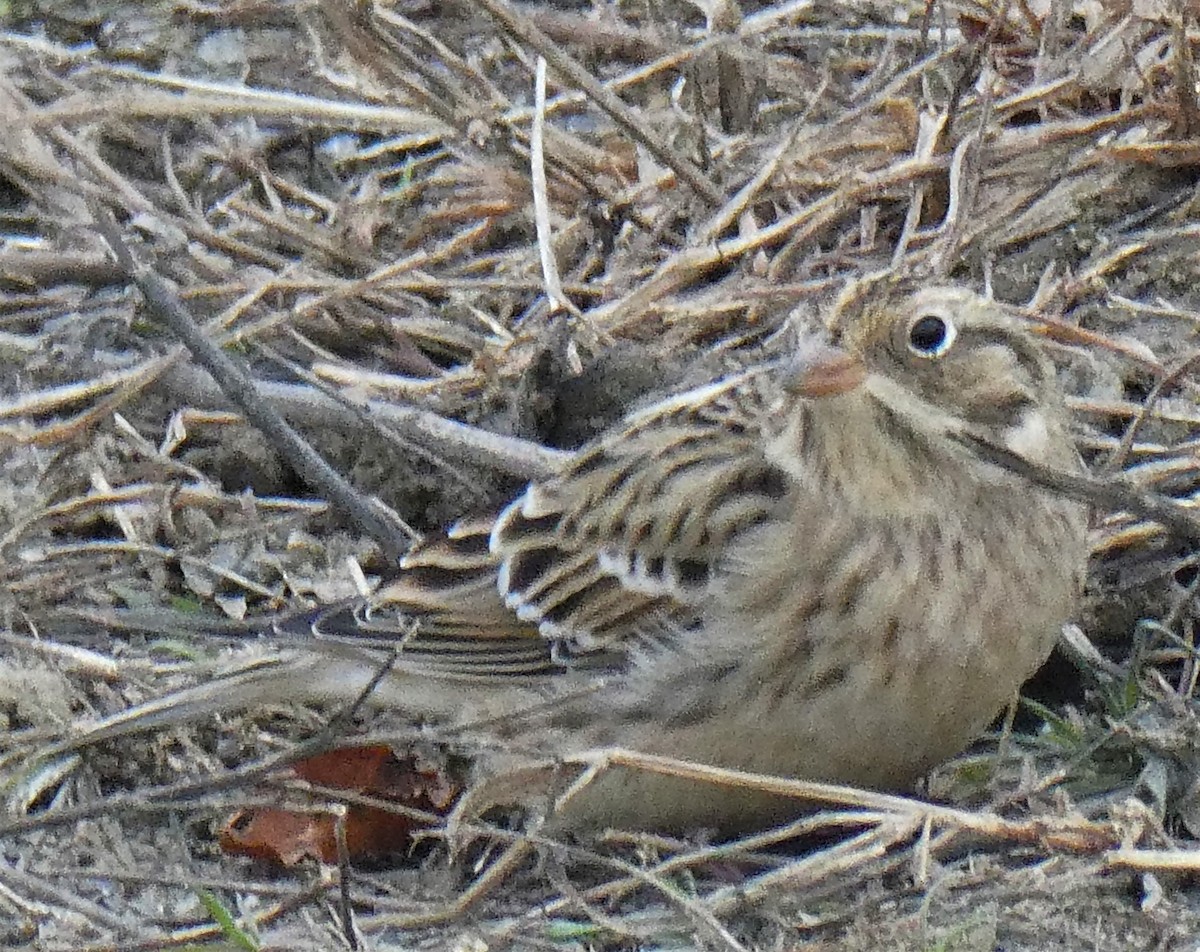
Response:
301,512,561,677
492,374,792,648
345,367,793,668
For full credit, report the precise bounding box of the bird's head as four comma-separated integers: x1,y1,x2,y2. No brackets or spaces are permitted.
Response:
788,281,1078,471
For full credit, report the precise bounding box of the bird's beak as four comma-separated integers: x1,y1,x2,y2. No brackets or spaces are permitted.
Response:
786,340,867,398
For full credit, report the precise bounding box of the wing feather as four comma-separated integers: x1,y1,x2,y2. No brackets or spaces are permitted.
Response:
492,367,793,645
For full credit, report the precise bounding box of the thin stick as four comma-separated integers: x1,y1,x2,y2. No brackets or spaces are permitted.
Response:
91,208,412,563
954,432,1200,544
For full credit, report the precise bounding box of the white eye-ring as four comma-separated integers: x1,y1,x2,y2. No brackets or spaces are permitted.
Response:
906,312,957,358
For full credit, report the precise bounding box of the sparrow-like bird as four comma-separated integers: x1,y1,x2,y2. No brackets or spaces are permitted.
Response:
57,283,1090,834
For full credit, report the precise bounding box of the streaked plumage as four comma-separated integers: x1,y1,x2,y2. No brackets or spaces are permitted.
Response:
56,284,1090,833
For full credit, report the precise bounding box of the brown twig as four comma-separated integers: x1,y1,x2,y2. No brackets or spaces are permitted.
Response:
91,208,414,562
955,432,1200,543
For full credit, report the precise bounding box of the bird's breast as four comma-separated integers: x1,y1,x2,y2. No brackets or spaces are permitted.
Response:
551,481,1087,833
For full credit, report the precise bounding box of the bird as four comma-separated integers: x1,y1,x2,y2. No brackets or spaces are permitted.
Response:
51,281,1090,835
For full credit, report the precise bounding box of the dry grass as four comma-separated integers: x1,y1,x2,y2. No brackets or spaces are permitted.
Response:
2,0,1200,948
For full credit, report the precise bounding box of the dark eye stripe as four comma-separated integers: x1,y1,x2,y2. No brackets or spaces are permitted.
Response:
961,391,1036,427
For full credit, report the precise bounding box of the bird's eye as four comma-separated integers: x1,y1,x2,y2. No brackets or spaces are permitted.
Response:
906,313,956,358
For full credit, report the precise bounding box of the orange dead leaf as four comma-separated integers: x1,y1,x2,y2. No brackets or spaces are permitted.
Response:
219,745,461,866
